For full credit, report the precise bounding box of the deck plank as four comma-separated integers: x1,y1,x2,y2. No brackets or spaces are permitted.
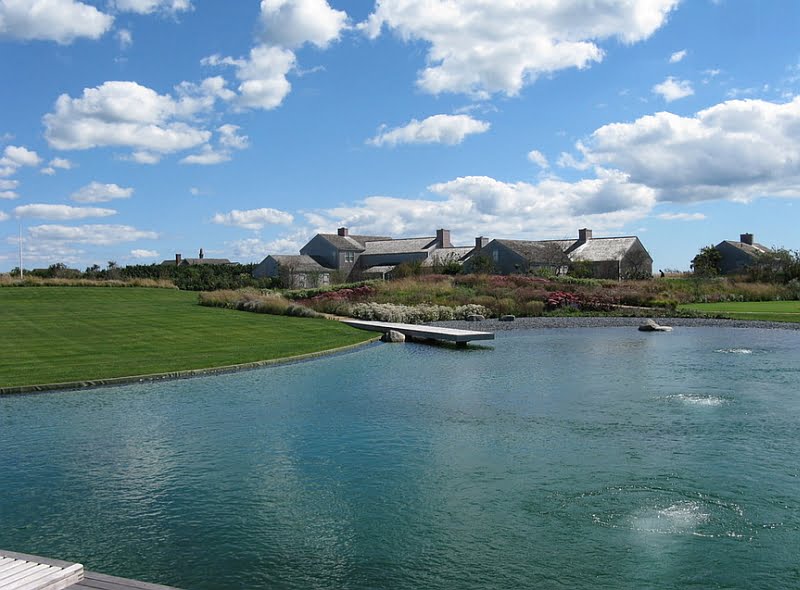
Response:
341,319,494,343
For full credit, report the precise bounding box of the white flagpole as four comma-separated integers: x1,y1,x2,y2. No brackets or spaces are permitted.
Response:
18,219,23,278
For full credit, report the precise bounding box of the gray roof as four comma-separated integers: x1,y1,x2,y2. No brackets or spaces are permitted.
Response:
362,237,437,255
568,237,641,262
422,247,474,266
495,239,571,264
269,255,331,272
361,265,396,275
718,240,771,256
317,233,391,251
161,257,233,266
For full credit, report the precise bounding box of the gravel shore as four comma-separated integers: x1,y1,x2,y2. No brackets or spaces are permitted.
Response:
433,316,800,331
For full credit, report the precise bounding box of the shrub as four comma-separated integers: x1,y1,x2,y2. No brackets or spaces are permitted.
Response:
198,289,323,318
346,302,491,323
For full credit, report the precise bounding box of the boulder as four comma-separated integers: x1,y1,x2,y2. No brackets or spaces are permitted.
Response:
381,330,406,342
638,319,673,332
499,315,516,322
465,314,485,322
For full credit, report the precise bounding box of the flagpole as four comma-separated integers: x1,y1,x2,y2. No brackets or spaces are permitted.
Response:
18,219,23,278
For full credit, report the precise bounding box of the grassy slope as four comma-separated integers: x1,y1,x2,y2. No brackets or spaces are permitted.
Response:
0,287,374,388
681,300,800,323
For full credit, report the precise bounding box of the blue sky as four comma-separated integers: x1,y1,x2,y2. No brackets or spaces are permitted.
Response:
1,0,799,272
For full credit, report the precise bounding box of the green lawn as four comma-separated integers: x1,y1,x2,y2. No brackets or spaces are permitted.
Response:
0,287,375,389
680,300,800,323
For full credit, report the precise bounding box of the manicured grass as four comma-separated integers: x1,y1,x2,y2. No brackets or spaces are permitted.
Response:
680,300,800,323
0,287,375,388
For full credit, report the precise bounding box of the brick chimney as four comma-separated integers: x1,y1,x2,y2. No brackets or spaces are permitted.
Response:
474,236,489,251
436,228,452,248
337,227,349,237
199,248,204,259
175,253,182,266
740,233,754,245
578,228,593,243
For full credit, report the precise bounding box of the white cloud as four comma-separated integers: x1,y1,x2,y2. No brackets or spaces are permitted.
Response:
259,0,348,49
669,49,687,63
203,45,296,111
574,96,800,202
0,191,18,200
652,77,694,101
527,149,549,168
71,181,133,203
28,224,158,244
0,0,113,44
180,124,249,165
0,211,8,222
116,28,132,49
42,156,73,174
0,179,18,190
657,212,706,221
362,0,679,97
218,124,249,150
129,151,162,164
130,248,159,258
13,204,116,220
1,145,41,167
113,0,192,14
368,114,490,147
180,147,230,165
211,208,294,230
40,167,56,176
43,81,213,156
307,171,655,241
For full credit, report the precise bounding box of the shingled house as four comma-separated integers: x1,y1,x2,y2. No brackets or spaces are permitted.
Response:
255,228,464,285
468,229,652,280
161,249,233,266
252,255,331,288
714,233,772,275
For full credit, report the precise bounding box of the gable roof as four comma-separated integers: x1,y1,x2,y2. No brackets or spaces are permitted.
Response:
568,237,642,262
315,233,391,251
717,240,771,257
269,255,331,272
494,239,571,264
160,257,232,266
362,236,437,255
422,246,475,266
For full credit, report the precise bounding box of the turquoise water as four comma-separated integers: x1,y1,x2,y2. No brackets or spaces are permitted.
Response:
2,327,800,589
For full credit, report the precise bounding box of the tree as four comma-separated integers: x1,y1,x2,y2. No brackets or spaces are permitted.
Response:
468,254,495,275
747,248,800,283
691,246,722,277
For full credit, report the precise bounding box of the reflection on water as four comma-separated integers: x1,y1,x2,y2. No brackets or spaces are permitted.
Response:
1,327,799,590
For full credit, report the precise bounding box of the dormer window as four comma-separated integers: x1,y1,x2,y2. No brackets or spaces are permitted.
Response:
345,251,355,263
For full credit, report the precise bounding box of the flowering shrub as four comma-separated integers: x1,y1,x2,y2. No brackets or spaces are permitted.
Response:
308,285,375,303
545,291,580,310
347,303,491,324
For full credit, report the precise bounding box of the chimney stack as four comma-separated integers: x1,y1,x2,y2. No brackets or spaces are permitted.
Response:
740,233,754,245
175,253,182,266
474,236,489,251
337,227,349,237
199,248,204,259
578,228,593,243
436,228,452,248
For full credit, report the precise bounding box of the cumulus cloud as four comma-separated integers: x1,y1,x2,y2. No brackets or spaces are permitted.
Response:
368,114,490,147
0,0,113,44
307,171,655,241
71,181,133,203
116,28,132,49
43,81,215,157
1,145,41,168
259,0,348,49
657,212,706,221
527,149,549,168
113,0,192,14
652,77,694,101
573,96,800,202
211,208,294,230
13,204,116,220
130,248,159,258
0,210,8,222
202,46,296,111
362,0,679,97
180,124,249,165
0,179,18,190
28,224,158,244
41,156,73,175
0,191,18,200
669,49,687,63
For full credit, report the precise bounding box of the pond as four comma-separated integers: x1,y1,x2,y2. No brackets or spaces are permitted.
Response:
2,327,799,589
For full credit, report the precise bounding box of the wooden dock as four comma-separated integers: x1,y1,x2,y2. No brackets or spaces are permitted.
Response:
341,319,494,346
0,552,179,590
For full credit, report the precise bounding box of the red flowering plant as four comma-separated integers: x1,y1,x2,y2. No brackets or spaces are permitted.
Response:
545,290,581,311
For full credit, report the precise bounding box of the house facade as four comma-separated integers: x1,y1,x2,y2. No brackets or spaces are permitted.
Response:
714,233,771,275
252,255,331,288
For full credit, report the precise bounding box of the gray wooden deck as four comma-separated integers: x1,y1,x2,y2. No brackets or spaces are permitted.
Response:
0,553,179,590
341,319,494,346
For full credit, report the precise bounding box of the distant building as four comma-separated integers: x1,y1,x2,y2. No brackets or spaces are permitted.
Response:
467,229,652,280
252,255,331,288
714,233,772,275
161,248,233,267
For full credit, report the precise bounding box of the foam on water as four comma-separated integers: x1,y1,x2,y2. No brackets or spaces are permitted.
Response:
632,501,710,534
664,393,729,407
715,348,754,354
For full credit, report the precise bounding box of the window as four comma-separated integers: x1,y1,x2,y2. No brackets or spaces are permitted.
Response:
492,249,499,263
345,251,355,263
